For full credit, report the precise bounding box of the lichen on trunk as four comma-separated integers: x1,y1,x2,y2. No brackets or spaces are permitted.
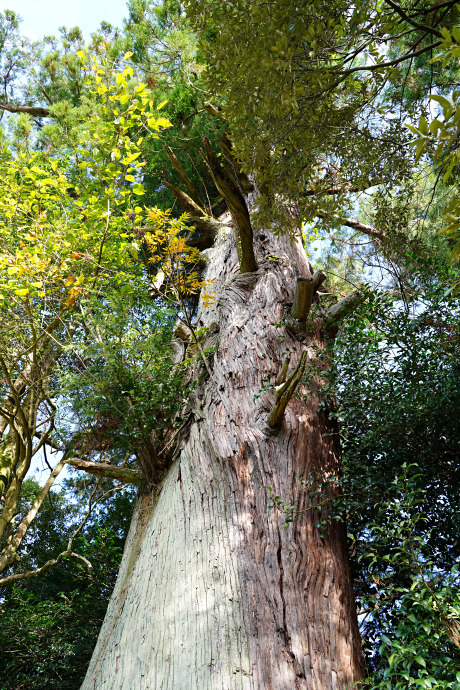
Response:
81,204,364,689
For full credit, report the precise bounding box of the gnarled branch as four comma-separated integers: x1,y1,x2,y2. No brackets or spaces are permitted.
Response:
268,351,307,428
203,137,257,273
65,458,142,485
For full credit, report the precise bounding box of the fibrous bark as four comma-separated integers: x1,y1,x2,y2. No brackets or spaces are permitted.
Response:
81,200,364,689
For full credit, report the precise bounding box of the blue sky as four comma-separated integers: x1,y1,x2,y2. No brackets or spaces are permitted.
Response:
0,0,128,41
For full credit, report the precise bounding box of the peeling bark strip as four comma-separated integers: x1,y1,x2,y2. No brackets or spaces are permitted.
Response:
82,211,364,689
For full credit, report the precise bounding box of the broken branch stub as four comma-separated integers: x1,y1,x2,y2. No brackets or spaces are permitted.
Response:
268,351,308,428
291,271,327,321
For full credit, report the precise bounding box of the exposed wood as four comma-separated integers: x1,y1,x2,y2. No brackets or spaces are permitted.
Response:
217,133,254,195
65,458,142,485
163,180,221,249
268,351,308,428
203,137,257,273
163,145,207,210
0,102,50,117
291,270,327,321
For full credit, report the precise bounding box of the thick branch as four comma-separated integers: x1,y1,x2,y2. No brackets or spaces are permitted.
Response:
326,291,365,322
203,102,224,118
303,180,380,197
217,134,254,195
291,271,327,321
65,458,142,485
164,145,206,209
0,102,50,117
335,218,384,241
268,351,308,428
316,212,385,241
203,137,257,273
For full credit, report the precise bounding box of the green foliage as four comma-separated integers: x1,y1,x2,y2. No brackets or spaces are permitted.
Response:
407,30,460,267
185,0,434,228
0,10,29,109
122,0,226,213
0,477,134,689
357,466,460,689
333,275,460,679
58,288,188,464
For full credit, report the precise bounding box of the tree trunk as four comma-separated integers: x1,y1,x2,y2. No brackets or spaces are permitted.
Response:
81,203,365,689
